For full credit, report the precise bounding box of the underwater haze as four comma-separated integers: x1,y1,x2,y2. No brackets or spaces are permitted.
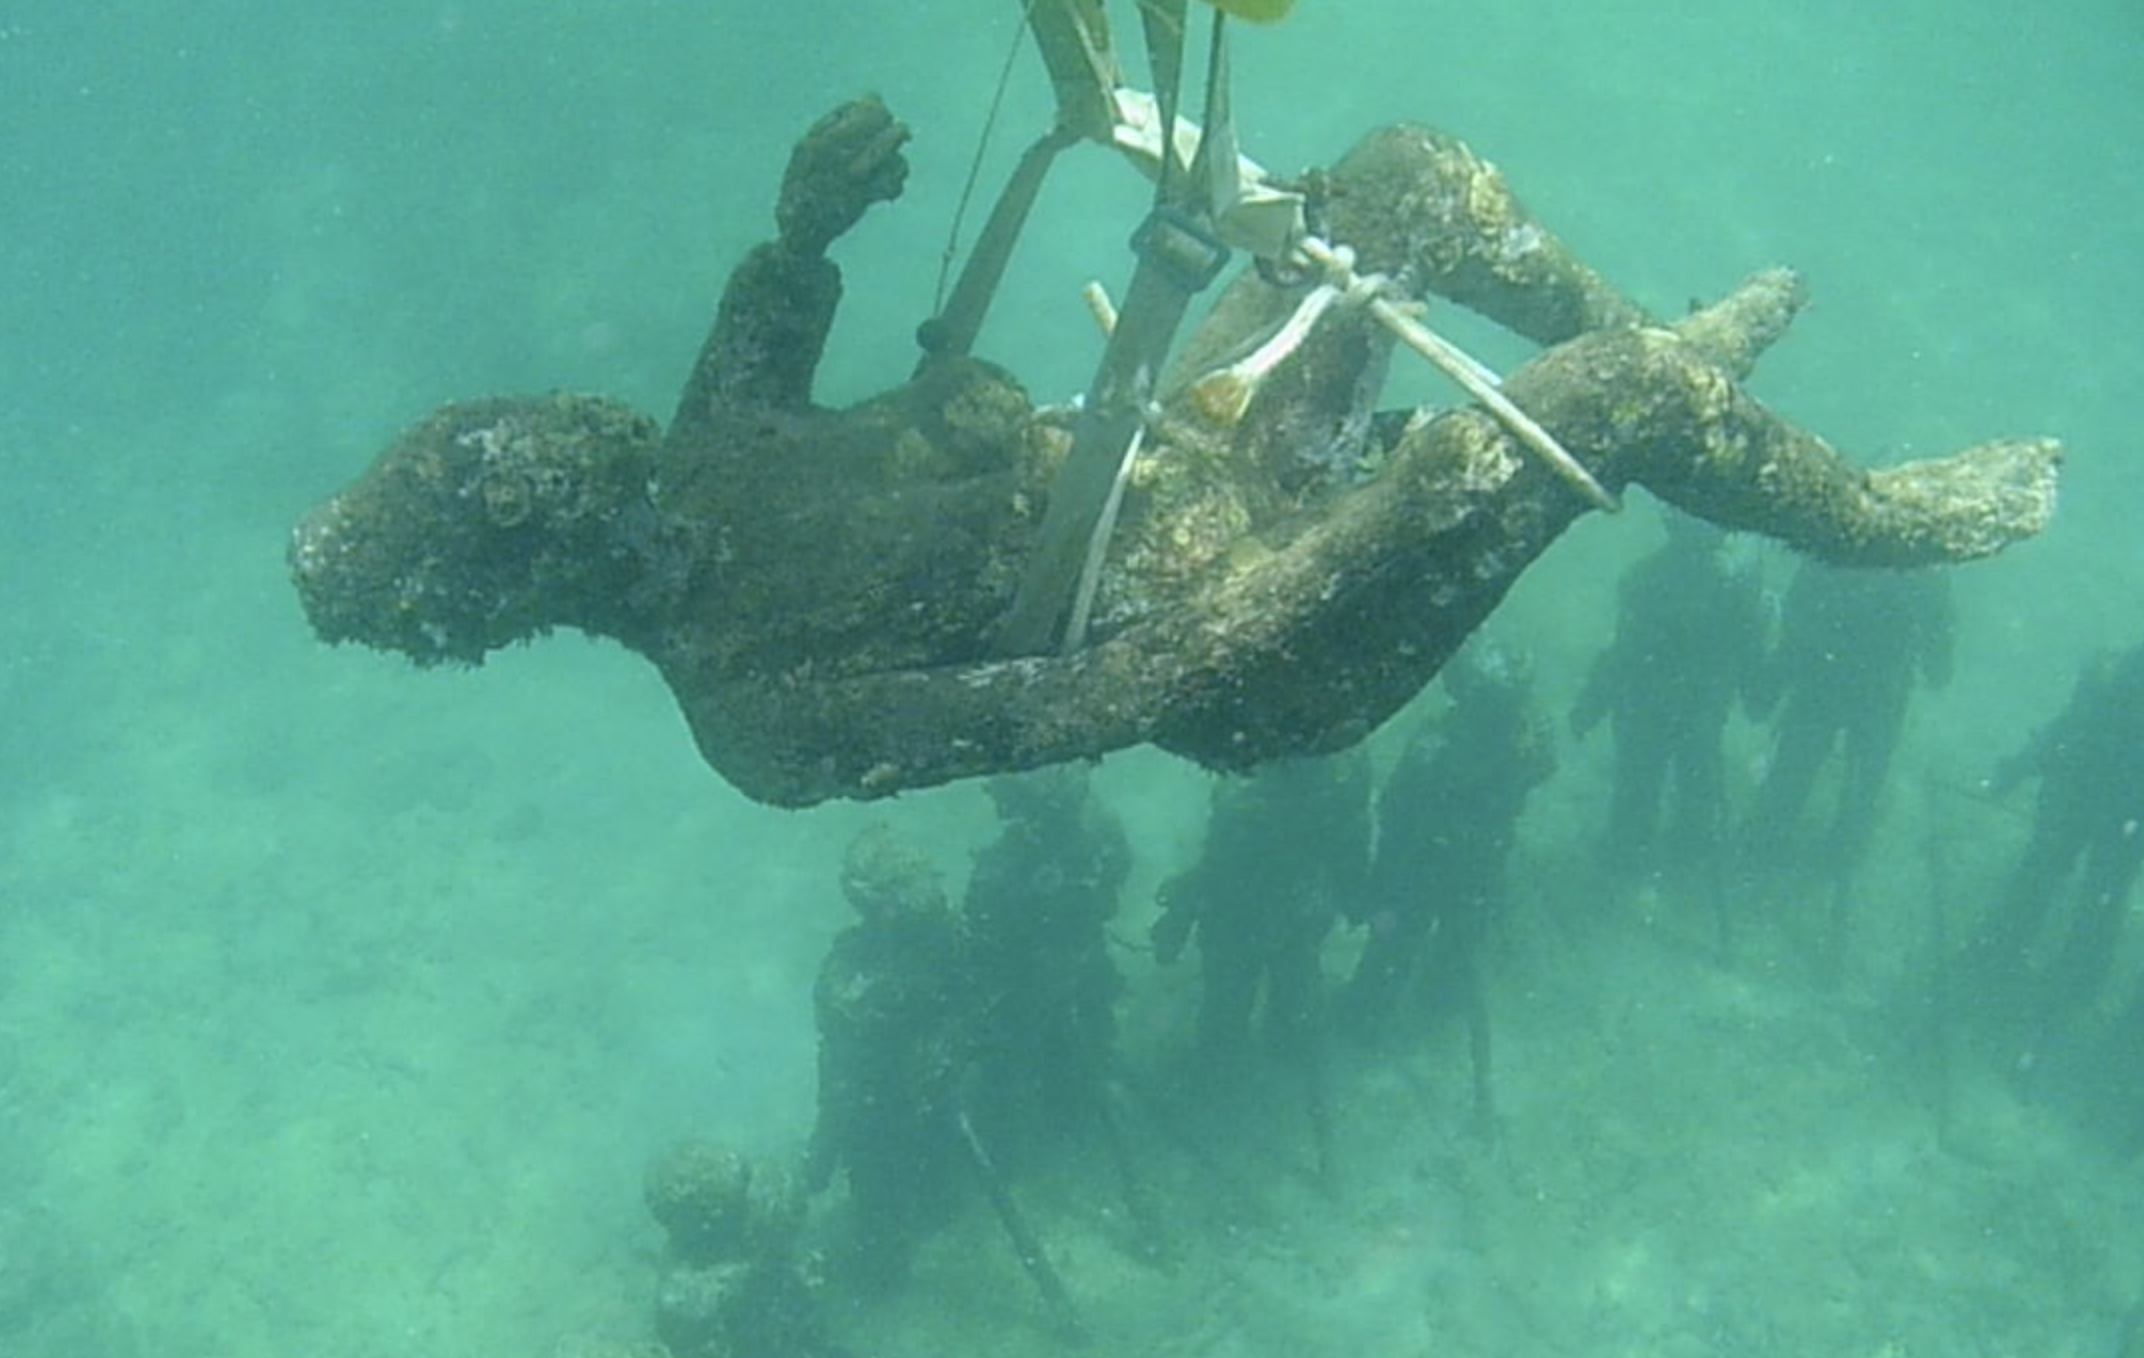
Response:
3,1,2142,1354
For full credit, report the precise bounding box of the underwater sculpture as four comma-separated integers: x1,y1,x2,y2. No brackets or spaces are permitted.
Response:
1573,515,1768,885
290,18,2059,809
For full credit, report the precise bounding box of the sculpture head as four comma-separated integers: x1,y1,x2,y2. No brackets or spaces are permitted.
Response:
290,394,662,665
838,824,948,925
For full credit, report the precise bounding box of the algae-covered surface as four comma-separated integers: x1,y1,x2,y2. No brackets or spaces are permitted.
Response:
4,2,2142,1354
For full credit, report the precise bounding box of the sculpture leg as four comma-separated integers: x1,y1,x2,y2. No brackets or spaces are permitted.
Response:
1092,1075,1175,1269
1265,942,1337,1190
1748,705,1838,860
1176,121,1649,393
1603,725,1672,874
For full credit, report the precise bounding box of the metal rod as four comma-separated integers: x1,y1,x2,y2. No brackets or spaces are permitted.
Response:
955,1106,1089,1343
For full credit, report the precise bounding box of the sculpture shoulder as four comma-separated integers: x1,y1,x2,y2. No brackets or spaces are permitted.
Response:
663,356,1043,485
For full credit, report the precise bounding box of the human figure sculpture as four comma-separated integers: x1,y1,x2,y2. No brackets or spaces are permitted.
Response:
1965,638,2144,1149
1345,642,1554,1137
807,813,1113,1332
1150,749,1372,1180
804,825,965,1289
1154,750,1372,1064
289,97,2059,807
1744,560,1956,872
1571,516,1768,882
1975,639,2144,1012
958,768,1131,1158
642,1141,839,1358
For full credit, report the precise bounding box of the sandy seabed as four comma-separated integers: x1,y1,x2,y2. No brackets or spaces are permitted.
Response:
3,645,2137,1358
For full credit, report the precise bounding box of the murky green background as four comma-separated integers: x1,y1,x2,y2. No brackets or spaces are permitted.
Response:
3,3,2140,1354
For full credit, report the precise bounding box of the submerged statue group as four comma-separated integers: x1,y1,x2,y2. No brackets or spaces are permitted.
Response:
287,2,2139,1351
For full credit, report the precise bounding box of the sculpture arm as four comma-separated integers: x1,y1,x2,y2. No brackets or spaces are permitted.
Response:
669,98,912,432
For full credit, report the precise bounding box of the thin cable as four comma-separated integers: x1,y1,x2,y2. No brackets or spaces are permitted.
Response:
934,0,1041,316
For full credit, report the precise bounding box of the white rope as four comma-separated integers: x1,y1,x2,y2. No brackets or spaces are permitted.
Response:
1062,425,1146,653
1193,235,1620,513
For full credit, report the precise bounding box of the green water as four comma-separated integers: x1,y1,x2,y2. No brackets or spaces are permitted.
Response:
3,2,2140,1353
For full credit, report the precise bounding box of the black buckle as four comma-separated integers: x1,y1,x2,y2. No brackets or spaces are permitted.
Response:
1130,205,1230,294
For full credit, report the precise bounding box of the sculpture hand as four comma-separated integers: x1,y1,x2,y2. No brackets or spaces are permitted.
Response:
777,96,912,255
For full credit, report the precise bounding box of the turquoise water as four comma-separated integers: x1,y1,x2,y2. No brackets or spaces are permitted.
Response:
3,2,2141,1353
